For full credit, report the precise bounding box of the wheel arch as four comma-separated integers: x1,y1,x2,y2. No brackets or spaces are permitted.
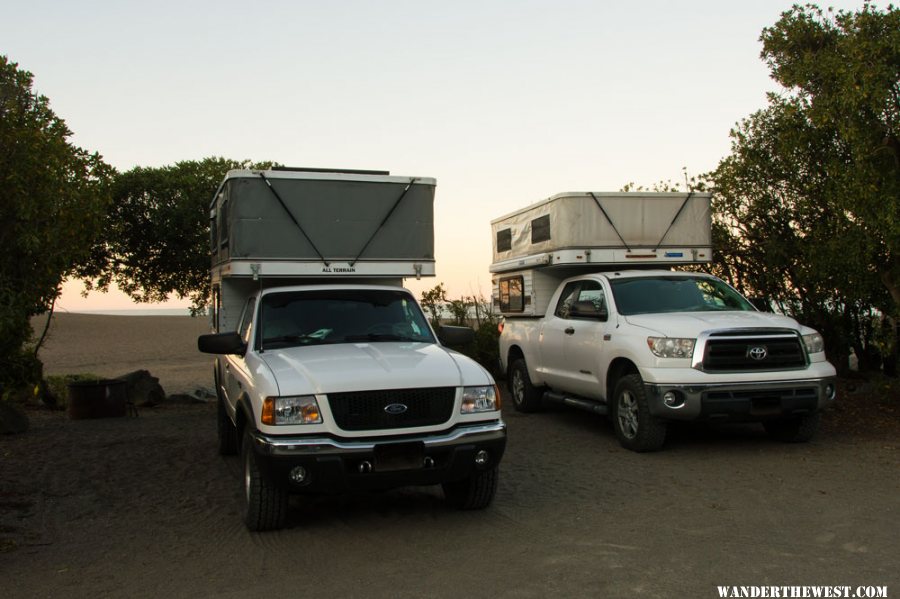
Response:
606,357,640,401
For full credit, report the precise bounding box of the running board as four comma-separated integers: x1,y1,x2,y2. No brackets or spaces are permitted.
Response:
542,391,609,416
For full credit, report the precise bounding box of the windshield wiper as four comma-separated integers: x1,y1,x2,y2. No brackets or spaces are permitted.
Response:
343,333,426,343
263,334,328,346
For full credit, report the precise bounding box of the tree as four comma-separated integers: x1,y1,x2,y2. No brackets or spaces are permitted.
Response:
760,4,900,308
78,158,275,313
708,4,899,372
0,56,113,394
420,283,447,329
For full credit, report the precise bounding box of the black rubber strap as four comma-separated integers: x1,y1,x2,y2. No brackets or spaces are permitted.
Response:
590,192,631,252
258,173,330,267
654,191,694,251
350,178,418,267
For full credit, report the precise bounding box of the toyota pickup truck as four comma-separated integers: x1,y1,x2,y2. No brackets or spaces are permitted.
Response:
199,168,505,530
499,270,837,451
491,191,836,452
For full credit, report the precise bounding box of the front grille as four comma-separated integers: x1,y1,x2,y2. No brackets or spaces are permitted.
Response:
704,387,818,403
702,331,806,372
327,387,456,431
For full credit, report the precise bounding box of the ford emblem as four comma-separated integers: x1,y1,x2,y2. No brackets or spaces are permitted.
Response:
747,346,768,361
384,403,408,415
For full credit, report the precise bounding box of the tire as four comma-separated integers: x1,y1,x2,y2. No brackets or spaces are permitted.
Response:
443,467,499,510
612,374,667,452
241,429,288,531
217,397,238,456
508,358,544,413
763,412,820,443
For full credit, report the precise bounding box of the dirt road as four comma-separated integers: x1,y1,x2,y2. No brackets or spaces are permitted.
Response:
2,313,897,597
2,398,897,598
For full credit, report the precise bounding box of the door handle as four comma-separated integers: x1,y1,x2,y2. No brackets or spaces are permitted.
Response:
565,327,575,335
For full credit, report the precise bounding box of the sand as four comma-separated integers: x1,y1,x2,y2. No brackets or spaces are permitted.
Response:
33,312,213,396
1,314,898,597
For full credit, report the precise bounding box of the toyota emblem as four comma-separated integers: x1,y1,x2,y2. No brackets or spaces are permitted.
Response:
384,403,409,415
747,346,768,361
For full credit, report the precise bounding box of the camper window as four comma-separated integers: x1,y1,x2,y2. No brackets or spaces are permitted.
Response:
497,228,512,252
499,276,524,313
531,215,550,244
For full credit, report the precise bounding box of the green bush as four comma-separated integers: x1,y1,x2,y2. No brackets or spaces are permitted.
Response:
44,373,102,410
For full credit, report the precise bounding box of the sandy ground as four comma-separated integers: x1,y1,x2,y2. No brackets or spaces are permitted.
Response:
33,312,213,396
1,314,899,598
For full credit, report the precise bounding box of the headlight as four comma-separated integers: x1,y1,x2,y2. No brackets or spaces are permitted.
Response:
461,385,501,413
262,395,322,425
803,333,825,354
647,337,696,359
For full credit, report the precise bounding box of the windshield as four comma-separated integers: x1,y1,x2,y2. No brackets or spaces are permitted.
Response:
609,276,755,316
258,289,435,349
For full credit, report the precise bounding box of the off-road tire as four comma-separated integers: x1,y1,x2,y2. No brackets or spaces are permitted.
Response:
763,412,820,443
443,466,499,510
612,374,667,452
241,429,288,531
217,397,238,456
509,359,544,413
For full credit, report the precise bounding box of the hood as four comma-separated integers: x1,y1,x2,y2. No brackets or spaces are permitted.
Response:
259,342,488,396
623,311,808,338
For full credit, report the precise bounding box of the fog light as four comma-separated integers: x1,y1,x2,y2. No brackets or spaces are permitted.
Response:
663,390,685,408
289,466,307,484
825,384,836,401
474,450,489,466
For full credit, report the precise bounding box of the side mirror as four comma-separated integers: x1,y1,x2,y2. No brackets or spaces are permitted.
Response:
748,297,770,312
198,332,246,355
438,325,475,347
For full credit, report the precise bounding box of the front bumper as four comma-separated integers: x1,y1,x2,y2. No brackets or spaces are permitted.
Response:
644,378,837,421
248,420,507,493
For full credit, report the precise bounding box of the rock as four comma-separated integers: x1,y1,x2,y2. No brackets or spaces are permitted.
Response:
0,401,29,435
166,393,204,404
116,370,166,407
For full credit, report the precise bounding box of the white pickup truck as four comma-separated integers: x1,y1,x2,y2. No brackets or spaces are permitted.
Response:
491,191,836,452
499,270,837,451
199,168,505,530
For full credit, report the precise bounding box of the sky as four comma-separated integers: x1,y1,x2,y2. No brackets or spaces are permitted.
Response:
1,0,869,312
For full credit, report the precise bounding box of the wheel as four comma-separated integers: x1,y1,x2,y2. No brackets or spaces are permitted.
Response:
508,358,544,413
443,467,499,510
612,374,667,452
241,429,288,531
763,412,820,443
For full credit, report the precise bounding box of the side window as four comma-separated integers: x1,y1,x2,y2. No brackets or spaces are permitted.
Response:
498,276,524,312
554,280,604,319
554,282,582,319
238,297,256,344
218,196,229,248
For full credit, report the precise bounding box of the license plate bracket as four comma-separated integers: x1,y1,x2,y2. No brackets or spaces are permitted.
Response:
374,442,425,472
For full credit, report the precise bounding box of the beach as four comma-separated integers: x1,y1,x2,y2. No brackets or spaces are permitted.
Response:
33,312,212,396
1,313,898,597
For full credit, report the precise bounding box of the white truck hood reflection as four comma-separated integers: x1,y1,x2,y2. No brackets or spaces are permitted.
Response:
259,342,478,396
623,311,811,338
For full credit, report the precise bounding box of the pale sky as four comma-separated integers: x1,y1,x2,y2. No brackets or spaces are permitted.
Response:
2,0,868,311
